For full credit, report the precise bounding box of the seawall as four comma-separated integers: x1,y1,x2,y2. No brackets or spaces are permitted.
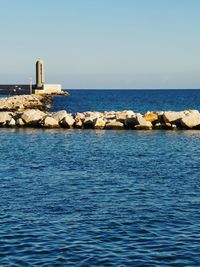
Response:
0,95,200,129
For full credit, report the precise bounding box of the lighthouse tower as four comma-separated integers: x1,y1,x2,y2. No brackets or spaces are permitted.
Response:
35,59,62,94
36,59,44,88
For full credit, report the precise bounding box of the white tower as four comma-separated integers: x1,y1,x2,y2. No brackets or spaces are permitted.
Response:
36,59,44,88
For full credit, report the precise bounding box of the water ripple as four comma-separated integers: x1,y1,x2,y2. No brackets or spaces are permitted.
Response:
1,128,200,266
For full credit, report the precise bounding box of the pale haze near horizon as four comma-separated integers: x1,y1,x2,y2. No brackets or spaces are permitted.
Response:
0,0,200,89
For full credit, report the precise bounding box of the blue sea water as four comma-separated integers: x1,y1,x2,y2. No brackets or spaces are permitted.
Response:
1,90,200,266
53,89,200,113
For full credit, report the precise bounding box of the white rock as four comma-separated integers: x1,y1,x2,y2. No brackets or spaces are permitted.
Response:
21,109,46,125
74,118,83,128
157,111,164,116
84,112,102,119
42,116,60,128
104,114,116,120
16,118,25,126
105,121,124,129
0,112,12,125
185,110,199,115
8,118,16,127
94,118,106,129
180,113,200,128
116,113,127,121
116,111,135,121
126,110,136,118
75,112,85,120
136,114,152,126
53,110,68,122
131,114,152,129
60,115,75,128
163,111,185,123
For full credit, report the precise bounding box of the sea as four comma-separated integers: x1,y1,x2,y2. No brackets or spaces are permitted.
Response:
1,89,200,266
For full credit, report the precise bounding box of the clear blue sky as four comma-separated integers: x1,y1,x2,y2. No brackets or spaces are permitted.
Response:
0,0,200,89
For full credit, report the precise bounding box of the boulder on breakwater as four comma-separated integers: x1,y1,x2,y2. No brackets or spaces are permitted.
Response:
1,95,200,130
1,106,200,130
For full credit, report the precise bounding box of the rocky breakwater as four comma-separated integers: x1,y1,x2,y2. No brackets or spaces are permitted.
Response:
0,94,52,111
1,99,200,130
0,94,52,127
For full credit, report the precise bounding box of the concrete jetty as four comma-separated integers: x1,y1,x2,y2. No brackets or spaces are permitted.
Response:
0,95,200,130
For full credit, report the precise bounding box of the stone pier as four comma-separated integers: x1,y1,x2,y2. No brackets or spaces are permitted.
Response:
0,95,200,129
